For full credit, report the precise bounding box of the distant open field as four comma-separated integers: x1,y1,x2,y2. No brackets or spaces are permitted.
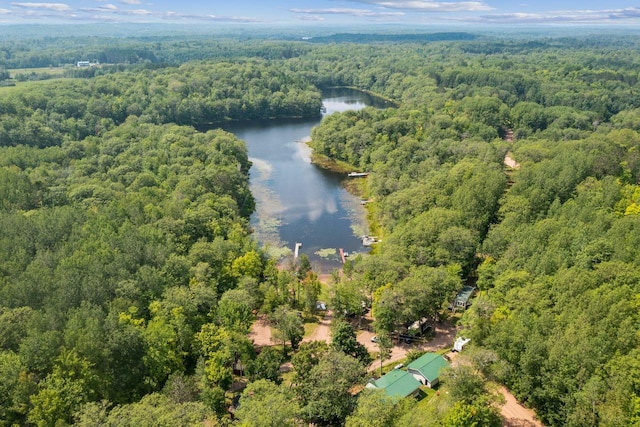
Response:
0,76,79,93
0,66,72,91
8,66,69,78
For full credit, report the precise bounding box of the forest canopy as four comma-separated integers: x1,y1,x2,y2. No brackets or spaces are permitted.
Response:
1,28,639,426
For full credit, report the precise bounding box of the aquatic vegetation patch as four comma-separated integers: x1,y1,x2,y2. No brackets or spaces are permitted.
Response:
315,248,337,258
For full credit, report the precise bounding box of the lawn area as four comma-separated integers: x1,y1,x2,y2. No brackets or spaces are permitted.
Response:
0,84,18,93
281,368,295,387
0,76,78,92
9,66,68,78
303,319,320,338
419,385,439,401
317,283,332,304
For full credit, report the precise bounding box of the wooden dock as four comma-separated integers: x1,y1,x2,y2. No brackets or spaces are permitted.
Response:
294,242,302,259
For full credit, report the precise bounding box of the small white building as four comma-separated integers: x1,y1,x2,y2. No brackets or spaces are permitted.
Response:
77,61,91,68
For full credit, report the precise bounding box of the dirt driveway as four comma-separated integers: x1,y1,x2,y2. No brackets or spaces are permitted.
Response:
248,314,273,346
447,349,542,426
499,386,542,427
249,309,334,347
303,309,333,343
358,319,457,372
249,308,540,427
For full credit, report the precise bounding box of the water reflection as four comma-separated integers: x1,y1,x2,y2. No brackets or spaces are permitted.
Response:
222,89,385,270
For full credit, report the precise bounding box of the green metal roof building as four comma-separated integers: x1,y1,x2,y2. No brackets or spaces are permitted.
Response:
406,353,448,388
366,369,422,398
452,285,475,311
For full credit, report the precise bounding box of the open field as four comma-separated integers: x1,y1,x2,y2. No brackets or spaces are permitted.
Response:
0,75,79,93
8,66,69,78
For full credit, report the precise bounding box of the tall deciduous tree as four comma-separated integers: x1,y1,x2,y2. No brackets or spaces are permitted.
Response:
0,351,35,426
376,331,393,377
331,320,370,366
248,347,283,384
235,379,302,427
195,323,254,390
270,306,304,352
216,289,254,333
28,349,100,427
291,341,329,386
297,350,366,425
346,388,409,427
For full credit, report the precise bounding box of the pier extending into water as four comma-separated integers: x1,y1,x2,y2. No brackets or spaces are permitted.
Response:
294,242,302,259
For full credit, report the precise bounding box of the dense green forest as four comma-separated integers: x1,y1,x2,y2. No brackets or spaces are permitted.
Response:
308,35,640,426
0,28,639,426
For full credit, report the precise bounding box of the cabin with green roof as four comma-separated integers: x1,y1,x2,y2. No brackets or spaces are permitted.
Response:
406,352,448,388
366,368,421,398
451,285,475,311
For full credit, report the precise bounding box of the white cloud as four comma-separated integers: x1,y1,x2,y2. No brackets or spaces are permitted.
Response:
468,6,640,24
78,4,118,13
345,0,492,12
201,14,262,22
11,2,71,11
120,0,142,4
158,12,263,23
296,15,325,21
291,8,404,17
609,7,640,19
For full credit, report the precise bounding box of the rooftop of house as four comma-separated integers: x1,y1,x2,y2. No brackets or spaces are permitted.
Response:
454,285,475,305
368,369,422,398
406,352,448,382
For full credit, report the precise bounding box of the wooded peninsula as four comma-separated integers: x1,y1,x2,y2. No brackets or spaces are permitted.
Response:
0,26,639,426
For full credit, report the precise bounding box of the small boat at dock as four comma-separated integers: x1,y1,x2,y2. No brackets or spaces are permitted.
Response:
348,172,369,177
361,235,380,246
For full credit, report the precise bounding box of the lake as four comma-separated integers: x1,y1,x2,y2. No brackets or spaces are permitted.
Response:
222,88,388,271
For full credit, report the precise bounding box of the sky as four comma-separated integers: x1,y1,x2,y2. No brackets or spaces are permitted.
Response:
1,0,640,26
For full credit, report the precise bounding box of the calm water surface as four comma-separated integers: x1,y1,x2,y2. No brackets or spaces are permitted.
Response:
222,89,387,271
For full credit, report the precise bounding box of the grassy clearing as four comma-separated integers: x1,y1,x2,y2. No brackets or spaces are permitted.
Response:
281,368,295,387
0,77,77,92
303,321,320,338
317,278,334,304
9,66,68,77
413,385,443,410
0,84,19,94
418,387,438,401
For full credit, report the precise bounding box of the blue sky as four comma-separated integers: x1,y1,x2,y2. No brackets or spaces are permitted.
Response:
1,0,640,25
